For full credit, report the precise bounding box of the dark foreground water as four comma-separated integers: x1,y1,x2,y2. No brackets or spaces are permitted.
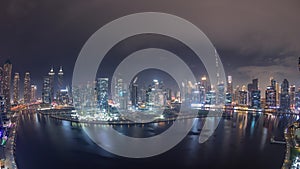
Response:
15,110,297,169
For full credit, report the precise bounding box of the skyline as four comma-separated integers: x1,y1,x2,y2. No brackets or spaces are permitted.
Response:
2,61,300,101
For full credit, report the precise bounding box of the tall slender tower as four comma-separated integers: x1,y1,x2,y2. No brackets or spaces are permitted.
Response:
3,59,12,111
215,50,220,85
24,72,31,104
48,67,55,102
57,66,64,90
13,73,20,104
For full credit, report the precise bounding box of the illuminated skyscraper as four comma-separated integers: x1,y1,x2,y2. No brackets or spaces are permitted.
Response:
57,66,64,90
248,78,259,106
201,75,210,93
130,77,138,107
238,90,248,106
48,67,55,101
30,85,37,103
115,78,128,110
96,78,109,112
265,86,276,109
13,73,20,104
24,72,31,104
225,76,233,105
251,90,261,108
217,83,225,105
290,85,296,110
280,79,290,111
233,85,240,104
3,59,12,111
42,76,51,104
205,90,216,105
227,76,233,95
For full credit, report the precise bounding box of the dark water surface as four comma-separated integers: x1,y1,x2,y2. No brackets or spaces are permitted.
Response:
15,111,297,169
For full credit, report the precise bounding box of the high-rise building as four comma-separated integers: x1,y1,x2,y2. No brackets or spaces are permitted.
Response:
96,78,109,112
57,66,64,90
13,73,20,104
265,86,276,109
0,95,6,125
251,90,261,108
30,85,37,103
280,79,290,111
271,78,276,89
227,76,233,95
3,59,12,111
290,85,296,110
233,85,240,104
238,90,248,106
192,82,206,105
217,83,225,105
42,76,51,104
205,90,216,105
252,78,258,90
225,93,232,105
270,78,280,107
130,77,138,107
201,75,210,93
48,67,55,102
225,76,233,104
24,72,31,104
247,78,259,105
57,88,69,105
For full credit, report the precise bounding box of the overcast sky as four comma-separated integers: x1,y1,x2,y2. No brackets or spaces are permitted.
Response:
0,0,300,95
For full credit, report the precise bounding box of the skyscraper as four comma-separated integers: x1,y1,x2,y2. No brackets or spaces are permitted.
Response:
96,78,109,112
248,78,259,107
57,66,64,90
130,77,138,107
251,90,261,108
13,73,20,104
290,85,296,110
42,76,51,104
201,75,210,93
252,78,258,90
3,59,12,111
217,83,225,105
23,72,31,104
280,79,290,111
238,90,248,106
48,67,55,102
265,86,276,109
227,76,233,95
30,85,37,103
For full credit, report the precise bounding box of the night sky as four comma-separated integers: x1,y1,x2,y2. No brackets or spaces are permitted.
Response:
1,0,300,96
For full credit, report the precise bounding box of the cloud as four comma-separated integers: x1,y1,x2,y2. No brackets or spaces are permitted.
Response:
233,55,299,92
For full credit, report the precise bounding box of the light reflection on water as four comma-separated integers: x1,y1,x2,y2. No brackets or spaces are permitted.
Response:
15,110,298,169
